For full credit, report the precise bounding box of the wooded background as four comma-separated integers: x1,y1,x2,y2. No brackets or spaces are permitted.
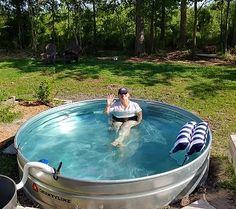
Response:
0,0,236,56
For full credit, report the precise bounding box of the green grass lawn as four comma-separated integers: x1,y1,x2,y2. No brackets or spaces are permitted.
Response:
0,57,236,191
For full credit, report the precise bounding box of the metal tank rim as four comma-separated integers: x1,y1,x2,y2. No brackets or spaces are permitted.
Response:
14,98,212,184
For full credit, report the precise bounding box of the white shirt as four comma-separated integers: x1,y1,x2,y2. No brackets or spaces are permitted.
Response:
109,100,142,118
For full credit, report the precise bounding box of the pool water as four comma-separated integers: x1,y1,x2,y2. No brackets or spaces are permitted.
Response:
16,100,204,180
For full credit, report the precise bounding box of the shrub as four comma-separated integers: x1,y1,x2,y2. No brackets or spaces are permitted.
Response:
34,81,51,103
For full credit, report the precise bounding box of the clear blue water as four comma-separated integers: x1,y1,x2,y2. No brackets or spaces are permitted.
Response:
16,100,206,180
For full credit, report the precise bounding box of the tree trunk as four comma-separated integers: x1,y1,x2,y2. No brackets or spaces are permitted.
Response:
179,0,187,49
51,0,56,43
223,0,230,53
115,9,125,50
233,0,236,46
160,0,166,49
192,0,197,56
149,0,155,53
15,1,23,48
28,0,37,52
69,0,82,48
135,0,145,56
220,0,224,51
73,1,80,47
92,0,97,54
65,1,70,40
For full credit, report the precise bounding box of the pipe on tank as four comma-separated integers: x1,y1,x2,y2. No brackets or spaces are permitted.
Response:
16,162,55,190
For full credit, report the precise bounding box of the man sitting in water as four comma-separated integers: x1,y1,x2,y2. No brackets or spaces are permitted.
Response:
104,87,142,147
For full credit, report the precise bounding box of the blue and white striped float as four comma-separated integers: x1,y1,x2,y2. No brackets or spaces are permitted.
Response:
170,121,209,165
170,121,196,154
187,122,209,156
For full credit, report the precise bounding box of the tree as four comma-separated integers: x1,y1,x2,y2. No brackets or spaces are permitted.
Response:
62,0,83,47
135,0,145,56
27,0,40,52
217,0,224,51
223,0,231,52
159,0,166,48
233,0,236,47
192,0,198,56
147,0,157,53
155,0,178,50
1,0,236,55
48,0,59,43
179,0,187,49
4,0,27,48
191,0,212,56
92,0,97,54
233,0,236,46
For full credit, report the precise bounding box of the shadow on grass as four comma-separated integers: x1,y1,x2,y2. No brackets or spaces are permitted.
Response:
186,80,224,99
207,155,236,194
0,58,236,100
56,60,191,87
187,78,236,99
0,58,189,85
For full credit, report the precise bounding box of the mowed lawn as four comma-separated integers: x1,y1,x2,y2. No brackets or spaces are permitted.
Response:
0,57,236,189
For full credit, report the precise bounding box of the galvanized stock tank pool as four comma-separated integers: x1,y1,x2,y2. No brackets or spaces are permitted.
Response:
15,99,212,209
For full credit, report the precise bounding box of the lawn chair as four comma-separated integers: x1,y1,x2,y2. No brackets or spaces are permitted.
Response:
63,45,81,64
41,43,57,64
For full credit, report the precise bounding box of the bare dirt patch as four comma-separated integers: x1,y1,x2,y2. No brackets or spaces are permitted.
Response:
206,188,236,209
127,51,236,67
0,102,49,146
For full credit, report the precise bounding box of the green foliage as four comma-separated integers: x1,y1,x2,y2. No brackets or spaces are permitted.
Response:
96,4,135,50
34,81,51,103
0,105,21,123
198,8,212,30
197,6,221,47
1,0,235,52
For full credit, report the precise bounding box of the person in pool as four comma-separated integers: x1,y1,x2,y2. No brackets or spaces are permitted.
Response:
104,87,142,147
